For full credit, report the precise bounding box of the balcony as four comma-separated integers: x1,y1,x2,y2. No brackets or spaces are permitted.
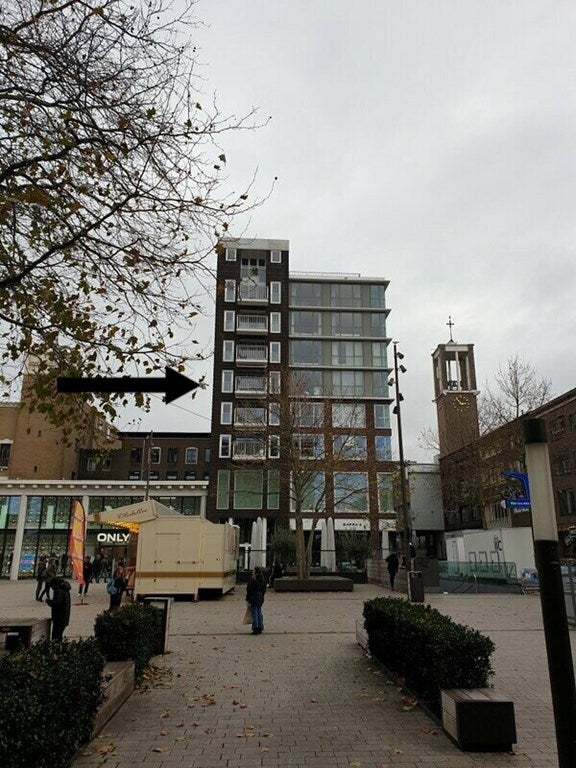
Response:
236,345,268,366
238,283,268,304
235,408,267,428
236,314,268,333
235,375,267,396
232,439,266,460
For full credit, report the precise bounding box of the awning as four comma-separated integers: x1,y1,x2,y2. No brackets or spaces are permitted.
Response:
88,499,179,527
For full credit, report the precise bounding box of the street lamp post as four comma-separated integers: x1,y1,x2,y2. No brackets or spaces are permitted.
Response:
390,343,412,582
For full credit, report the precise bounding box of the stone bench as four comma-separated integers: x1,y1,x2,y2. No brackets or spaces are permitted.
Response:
441,688,516,751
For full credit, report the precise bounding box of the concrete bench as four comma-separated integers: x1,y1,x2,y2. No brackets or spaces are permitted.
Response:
441,688,516,751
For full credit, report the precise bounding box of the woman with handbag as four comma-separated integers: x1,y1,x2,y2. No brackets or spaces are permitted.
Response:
245,566,267,635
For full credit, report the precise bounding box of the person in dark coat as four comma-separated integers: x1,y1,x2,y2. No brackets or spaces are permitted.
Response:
35,554,48,601
78,555,93,595
385,551,400,590
46,577,72,641
107,565,126,611
246,566,267,634
268,560,284,589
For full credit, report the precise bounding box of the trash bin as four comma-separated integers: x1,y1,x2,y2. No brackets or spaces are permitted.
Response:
141,597,173,653
408,571,424,602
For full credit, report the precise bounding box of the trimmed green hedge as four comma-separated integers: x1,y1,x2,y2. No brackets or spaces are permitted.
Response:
363,597,495,716
94,602,163,682
0,639,105,768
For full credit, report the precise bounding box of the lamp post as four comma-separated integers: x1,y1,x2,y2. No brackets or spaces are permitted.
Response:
524,418,576,767
389,343,412,581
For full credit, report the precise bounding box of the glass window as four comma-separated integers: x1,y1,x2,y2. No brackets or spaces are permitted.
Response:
224,279,236,302
270,312,281,333
185,447,198,464
149,470,159,480
291,402,324,427
369,313,387,337
290,283,322,306
217,470,230,509
377,473,393,512
334,472,368,513
150,447,161,464
269,435,280,459
375,435,392,461
225,247,237,261
290,472,325,512
374,404,390,429
128,470,141,480
223,340,234,362
222,370,234,393
129,447,142,464
184,471,197,481
269,371,281,394
0,496,20,529
290,311,322,336
167,448,179,464
331,370,364,396
290,340,323,366
330,283,362,307
371,371,388,397
205,449,211,463
220,435,232,458
369,284,386,308
267,470,280,509
295,369,324,396
166,471,178,481
0,443,11,469
331,341,363,366
371,342,388,368
269,403,280,426
270,249,282,263
270,281,281,304
331,312,362,336
224,310,235,332
221,402,232,425
235,406,267,426
332,403,365,428
270,341,281,363
241,257,266,284
293,434,324,459
234,470,263,510
87,457,97,472
333,435,367,460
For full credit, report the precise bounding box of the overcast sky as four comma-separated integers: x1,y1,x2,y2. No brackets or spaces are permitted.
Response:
127,0,576,462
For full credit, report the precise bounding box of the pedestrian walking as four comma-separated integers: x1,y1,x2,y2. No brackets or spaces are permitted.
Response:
92,554,102,583
46,577,71,641
107,565,126,611
385,551,400,590
246,565,267,634
60,552,68,577
35,554,48,601
41,553,58,600
268,560,283,589
78,555,93,595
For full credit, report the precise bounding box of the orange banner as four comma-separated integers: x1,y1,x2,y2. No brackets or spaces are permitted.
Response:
69,499,86,585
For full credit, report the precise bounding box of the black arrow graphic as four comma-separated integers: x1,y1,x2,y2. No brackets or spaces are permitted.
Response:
56,367,200,404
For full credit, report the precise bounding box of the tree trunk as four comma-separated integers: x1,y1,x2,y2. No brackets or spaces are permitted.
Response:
295,515,306,579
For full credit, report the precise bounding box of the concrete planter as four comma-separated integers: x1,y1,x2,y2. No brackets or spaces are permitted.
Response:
273,576,353,592
92,661,135,738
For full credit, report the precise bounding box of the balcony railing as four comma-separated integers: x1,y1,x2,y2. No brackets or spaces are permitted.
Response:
235,375,267,395
236,345,268,365
235,408,267,427
238,283,268,303
232,440,266,460
237,314,268,333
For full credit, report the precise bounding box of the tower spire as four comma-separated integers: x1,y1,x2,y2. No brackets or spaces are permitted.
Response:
446,315,455,343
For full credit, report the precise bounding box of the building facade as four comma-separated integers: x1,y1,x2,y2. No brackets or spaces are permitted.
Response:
208,238,396,550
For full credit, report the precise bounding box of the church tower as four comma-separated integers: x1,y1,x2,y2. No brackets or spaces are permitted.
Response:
432,321,480,456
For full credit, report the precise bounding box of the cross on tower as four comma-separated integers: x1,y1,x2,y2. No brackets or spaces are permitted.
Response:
447,315,455,342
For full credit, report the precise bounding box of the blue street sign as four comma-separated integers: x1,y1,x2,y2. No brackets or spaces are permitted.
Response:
502,471,531,511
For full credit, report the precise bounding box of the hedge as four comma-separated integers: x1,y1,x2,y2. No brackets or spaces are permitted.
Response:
94,602,164,682
363,597,495,716
0,639,105,768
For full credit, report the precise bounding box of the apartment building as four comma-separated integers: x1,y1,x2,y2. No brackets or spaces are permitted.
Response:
208,238,396,547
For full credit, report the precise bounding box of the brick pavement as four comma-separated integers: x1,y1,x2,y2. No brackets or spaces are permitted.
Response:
1,579,573,767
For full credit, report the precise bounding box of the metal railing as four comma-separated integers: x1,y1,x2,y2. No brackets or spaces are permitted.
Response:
232,440,266,460
235,408,267,427
438,560,518,582
236,345,268,363
238,284,268,302
237,314,267,332
235,375,267,394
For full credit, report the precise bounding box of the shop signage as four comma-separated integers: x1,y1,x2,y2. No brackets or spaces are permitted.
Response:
97,532,131,544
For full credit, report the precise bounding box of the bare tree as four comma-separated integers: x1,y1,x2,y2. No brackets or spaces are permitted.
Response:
479,355,552,433
1,0,267,430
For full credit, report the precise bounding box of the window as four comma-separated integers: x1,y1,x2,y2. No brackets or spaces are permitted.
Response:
332,403,365,428
369,313,387,337
270,341,281,363
219,435,232,458
290,282,322,306
371,371,388,397
217,470,230,509
224,310,235,332
166,471,178,481
87,457,97,472
374,404,390,429
221,402,233,425
224,279,236,302
291,472,325,512
129,447,142,464
331,312,362,337
331,341,364,367
128,470,141,480
225,247,237,261
269,371,281,394
292,401,324,427
270,281,281,304
290,340,322,365
222,370,234,393
267,470,280,509
330,283,362,307
375,435,392,461
270,312,281,333
334,472,368,513
333,434,367,460
290,311,322,336
205,449,211,463
293,434,324,459
0,443,11,470
296,369,324,396
371,342,388,368
101,457,111,471
241,257,266,284
150,447,161,464
185,447,198,464
167,447,179,464
270,249,281,263
234,470,263,509
269,435,280,458
551,416,567,437
553,454,571,475
377,473,393,512
185,471,197,480
331,370,364,396
223,340,234,362
149,470,159,480
269,403,280,426
235,406,266,426
369,284,386,308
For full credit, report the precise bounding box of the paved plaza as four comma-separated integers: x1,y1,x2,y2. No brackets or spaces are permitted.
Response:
1,578,574,767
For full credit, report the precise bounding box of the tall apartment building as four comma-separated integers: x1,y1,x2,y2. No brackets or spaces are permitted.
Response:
208,238,396,549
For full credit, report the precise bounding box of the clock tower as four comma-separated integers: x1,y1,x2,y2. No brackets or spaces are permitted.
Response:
432,341,480,456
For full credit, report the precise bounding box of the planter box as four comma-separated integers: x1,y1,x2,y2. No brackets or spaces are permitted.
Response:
441,688,516,751
1,618,51,651
274,576,353,592
92,661,135,738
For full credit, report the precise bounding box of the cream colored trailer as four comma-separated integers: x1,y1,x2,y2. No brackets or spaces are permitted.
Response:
89,501,239,600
